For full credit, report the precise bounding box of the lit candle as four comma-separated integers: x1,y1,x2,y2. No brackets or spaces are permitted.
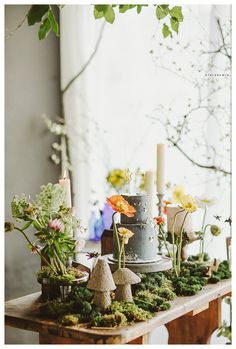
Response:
156,144,165,194
144,171,155,218
59,170,72,208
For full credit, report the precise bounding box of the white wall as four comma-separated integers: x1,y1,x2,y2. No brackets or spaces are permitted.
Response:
5,5,60,344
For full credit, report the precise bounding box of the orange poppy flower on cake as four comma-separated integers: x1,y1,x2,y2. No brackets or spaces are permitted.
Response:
106,195,136,217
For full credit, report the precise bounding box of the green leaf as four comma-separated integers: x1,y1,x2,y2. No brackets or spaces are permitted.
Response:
94,7,104,19
170,17,179,33
156,5,169,20
169,6,183,22
22,221,32,230
38,18,51,40
119,5,132,13
104,5,115,24
48,8,59,37
137,5,142,14
162,23,172,38
27,5,49,26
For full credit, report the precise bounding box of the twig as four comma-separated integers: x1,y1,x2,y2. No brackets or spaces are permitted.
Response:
5,8,29,39
167,138,231,175
61,22,106,95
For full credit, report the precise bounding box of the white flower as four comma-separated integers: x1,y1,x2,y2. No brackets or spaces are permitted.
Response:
195,196,216,209
118,227,134,244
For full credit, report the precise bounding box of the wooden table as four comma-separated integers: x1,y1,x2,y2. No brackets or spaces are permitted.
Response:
5,279,231,344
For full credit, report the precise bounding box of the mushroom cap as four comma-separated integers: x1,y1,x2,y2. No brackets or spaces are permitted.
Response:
113,267,141,285
87,258,116,291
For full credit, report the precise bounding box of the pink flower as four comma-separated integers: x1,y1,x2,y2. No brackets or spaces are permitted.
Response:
48,219,64,232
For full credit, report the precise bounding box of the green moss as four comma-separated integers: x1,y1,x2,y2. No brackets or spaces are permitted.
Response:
159,302,171,311
40,260,231,329
209,261,231,283
188,253,210,262
42,300,75,318
68,286,94,302
155,287,176,300
91,311,128,327
61,314,80,326
105,301,153,323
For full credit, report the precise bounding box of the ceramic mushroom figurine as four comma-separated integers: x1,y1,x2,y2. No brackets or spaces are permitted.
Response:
87,258,116,309
112,268,141,302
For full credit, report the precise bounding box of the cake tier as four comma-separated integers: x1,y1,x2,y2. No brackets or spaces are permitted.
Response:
113,222,159,262
120,194,148,224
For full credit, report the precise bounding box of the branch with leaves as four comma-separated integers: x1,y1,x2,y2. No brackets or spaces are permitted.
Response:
6,4,184,41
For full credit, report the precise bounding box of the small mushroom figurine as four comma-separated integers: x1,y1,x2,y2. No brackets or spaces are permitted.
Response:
87,258,116,309
112,268,141,302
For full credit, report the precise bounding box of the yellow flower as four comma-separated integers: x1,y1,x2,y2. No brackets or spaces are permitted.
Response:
173,185,185,203
106,168,131,190
118,227,134,244
179,194,198,213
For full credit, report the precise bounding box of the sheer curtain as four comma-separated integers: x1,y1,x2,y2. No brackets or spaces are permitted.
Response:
60,4,231,257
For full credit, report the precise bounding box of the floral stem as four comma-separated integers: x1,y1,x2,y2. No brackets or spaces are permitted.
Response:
199,206,207,255
159,225,171,258
52,245,67,276
177,212,188,273
14,227,57,274
122,243,126,268
200,224,211,262
112,213,121,269
171,210,184,276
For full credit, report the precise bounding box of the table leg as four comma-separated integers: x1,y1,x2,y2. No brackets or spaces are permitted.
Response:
165,298,222,344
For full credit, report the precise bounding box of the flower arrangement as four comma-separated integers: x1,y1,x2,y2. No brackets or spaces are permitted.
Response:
106,169,131,192
156,194,198,276
106,167,145,193
161,185,226,266
5,183,85,283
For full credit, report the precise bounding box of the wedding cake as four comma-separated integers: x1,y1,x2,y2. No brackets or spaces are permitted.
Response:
112,194,160,263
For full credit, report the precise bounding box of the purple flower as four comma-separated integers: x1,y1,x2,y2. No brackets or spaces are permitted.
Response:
48,219,64,232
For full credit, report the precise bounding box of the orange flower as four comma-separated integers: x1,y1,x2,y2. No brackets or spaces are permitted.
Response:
106,195,136,217
155,216,165,226
163,200,172,215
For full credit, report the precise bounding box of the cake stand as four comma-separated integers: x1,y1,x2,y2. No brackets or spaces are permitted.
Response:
102,254,172,273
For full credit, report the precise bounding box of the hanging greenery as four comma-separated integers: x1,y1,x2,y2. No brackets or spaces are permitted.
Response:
25,4,183,40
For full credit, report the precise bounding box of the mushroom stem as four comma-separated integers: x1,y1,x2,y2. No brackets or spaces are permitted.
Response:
115,284,133,302
94,291,111,309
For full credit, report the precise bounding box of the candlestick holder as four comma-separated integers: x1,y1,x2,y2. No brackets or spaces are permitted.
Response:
157,193,164,254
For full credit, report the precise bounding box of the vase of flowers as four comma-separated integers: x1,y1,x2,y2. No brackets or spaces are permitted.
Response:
5,183,88,300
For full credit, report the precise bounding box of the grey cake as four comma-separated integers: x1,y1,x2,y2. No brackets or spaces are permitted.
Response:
112,194,159,262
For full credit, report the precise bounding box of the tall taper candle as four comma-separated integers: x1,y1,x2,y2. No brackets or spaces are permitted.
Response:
59,170,72,208
156,144,165,194
144,171,155,218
